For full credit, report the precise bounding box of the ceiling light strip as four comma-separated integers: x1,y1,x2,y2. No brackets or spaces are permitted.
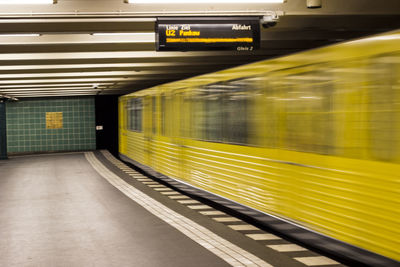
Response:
0,33,40,37
91,32,154,37
0,87,101,92
0,73,186,80
10,91,98,94
14,94,97,98
0,71,151,79
0,0,55,4
0,34,155,44
0,78,138,84
0,51,237,60
10,91,99,95
127,0,284,3
0,63,200,71
0,18,156,23
0,83,114,88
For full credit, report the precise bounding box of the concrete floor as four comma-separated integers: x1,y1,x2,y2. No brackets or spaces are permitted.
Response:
0,153,231,267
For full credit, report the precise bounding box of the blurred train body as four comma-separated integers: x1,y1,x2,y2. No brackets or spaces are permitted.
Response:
119,30,400,262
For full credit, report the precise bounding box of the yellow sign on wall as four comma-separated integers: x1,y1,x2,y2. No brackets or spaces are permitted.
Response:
46,112,63,129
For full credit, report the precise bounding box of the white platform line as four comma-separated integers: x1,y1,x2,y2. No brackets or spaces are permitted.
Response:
200,211,226,216
142,181,159,185
147,184,165,188
229,225,259,231
246,234,281,241
177,200,200,204
213,217,242,223
137,178,152,182
169,195,190,199
188,205,211,210
294,256,339,266
268,244,307,252
90,152,273,267
161,191,181,195
154,188,172,191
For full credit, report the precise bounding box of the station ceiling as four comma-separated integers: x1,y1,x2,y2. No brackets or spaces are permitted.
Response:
0,0,400,98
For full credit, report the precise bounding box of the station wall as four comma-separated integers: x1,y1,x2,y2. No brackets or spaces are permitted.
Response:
5,97,95,154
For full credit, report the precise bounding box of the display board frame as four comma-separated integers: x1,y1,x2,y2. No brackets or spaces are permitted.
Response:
156,17,260,51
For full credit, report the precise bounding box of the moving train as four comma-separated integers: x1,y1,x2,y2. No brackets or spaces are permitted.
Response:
118,29,400,264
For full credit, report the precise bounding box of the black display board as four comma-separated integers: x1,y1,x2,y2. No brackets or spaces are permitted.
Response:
156,17,260,51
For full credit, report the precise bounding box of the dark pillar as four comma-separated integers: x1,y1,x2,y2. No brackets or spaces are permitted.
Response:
95,95,119,157
0,101,7,159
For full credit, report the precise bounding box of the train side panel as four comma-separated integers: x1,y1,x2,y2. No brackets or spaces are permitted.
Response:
119,30,400,261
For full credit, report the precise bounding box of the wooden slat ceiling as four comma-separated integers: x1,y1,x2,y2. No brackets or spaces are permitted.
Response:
0,0,400,98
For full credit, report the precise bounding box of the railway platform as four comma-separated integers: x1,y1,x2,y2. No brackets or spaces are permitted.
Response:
0,151,345,267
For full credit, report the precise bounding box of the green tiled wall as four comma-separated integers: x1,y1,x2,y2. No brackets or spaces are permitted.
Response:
0,102,6,159
6,97,95,154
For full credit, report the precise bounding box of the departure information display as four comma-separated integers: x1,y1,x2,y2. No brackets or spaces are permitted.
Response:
156,17,260,51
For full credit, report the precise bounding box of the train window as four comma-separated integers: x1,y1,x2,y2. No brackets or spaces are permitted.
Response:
127,98,143,132
368,55,399,162
196,80,252,145
121,99,128,131
127,100,133,130
191,89,205,140
283,70,334,155
204,86,223,142
161,93,174,137
222,80,250,144
263,79,279,148
181,93,192,138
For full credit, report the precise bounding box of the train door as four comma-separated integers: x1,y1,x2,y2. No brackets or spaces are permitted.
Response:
143,95,155,167
169,90,184,180
118,97,128,155
172,90,184,180
157,91,179,179
177,89,192,181
170,89,192,181
155,88,191,181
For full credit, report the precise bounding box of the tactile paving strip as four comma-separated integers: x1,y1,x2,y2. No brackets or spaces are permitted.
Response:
99,150,344,267
87,151,273,267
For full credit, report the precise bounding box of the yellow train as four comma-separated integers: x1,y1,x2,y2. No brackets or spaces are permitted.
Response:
119,29,400,264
